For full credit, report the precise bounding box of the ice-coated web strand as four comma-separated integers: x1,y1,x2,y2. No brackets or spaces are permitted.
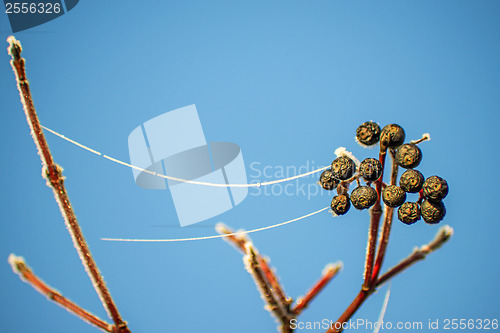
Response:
41,125,330,188
101,206,330,242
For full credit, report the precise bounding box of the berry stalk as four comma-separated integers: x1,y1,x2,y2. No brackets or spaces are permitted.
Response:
371,149,399,283
362,149,386,290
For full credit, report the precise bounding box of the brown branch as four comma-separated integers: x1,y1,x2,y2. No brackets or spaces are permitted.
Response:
376,225,453,288
292,262,342,315
8,254,114,332
7,36,130,333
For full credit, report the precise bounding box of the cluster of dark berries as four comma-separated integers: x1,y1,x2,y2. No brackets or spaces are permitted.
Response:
320,121,449,225
319,149,382,216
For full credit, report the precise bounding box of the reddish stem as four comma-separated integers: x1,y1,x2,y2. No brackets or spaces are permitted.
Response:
292,263,342,315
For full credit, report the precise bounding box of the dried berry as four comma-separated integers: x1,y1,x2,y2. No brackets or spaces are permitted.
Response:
421,199,446,224
397,202,421,225
350,186,378,210
380,124,405,149
422,176,449,201
331,156,356,181
395,143,422,169
356,121,381,146
382,185,406,208
319,169,339,191
359,158,383,182
399,169,425,193
331,194,350,215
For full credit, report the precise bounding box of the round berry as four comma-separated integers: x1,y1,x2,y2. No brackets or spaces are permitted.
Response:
382,185,406,208
420,199,446,224
331,194,350,215
422,176,449,201
399,169,425,193
398,202,421,225
395,143,422,169
319,169,339,191
350,186,378,210
356,121,381,146
359,158,383,182
331,156,356,181
380,124,406,149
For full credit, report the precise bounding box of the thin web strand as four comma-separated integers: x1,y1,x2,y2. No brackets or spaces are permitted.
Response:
41,125,329,188
101,206,330,242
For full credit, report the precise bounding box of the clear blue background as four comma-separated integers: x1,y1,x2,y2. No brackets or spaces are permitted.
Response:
1,1,499,332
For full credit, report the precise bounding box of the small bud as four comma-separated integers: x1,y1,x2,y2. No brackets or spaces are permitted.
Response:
382,185,406,207
350,186,378,210
331,156,356,181
398,202,421,225
356,121,381,146
421,199,446,224
331,194,350,215
380,124,405,149
359,158,383,182
399,169,425,193
395,143,422,169
422,176,449,202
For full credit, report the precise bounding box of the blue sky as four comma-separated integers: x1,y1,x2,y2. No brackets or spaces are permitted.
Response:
1,1,499,332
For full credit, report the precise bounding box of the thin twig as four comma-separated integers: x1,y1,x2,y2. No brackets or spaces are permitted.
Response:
8,254,114,332
292,262,342,315
7,36,130,333
376,225,453,288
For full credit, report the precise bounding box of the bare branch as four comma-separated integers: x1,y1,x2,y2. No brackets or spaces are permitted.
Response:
7,36,130,333
376,225,453,287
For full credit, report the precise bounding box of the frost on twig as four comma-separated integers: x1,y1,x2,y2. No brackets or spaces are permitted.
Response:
8,254,114,332
217,223,341,332
216,223,292,311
